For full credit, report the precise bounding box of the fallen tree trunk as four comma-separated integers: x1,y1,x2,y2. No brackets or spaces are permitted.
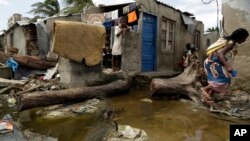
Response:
0,78,26,87
150,62,202,103
18,80,129,111
0,51,56,70
13,56,56,70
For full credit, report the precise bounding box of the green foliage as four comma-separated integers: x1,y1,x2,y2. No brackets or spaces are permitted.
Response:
29,0,60,17
206,27,219,32
61,0,94,14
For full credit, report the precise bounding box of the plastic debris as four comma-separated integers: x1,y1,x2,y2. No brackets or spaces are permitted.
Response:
0,114,13,134
140,98,153,103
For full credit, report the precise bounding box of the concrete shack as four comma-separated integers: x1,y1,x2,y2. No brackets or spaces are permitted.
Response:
86,0,204,76
137,0,204,72
4,21,38,56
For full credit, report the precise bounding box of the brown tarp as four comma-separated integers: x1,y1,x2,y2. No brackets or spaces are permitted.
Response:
52,21,105,66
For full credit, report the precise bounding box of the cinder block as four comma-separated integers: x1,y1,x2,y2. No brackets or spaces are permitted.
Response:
46,52,58,62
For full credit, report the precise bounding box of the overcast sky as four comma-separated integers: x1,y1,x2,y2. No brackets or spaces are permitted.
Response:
0,0,222,31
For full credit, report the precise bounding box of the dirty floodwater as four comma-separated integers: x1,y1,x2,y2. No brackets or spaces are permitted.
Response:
1,90,249,141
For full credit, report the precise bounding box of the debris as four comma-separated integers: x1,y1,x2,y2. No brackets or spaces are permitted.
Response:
0,65,12,79
14,65,46,80
50,85,60,90
16,84,43,95
7,98,16,104
7,47,19,54
46,52,58,62
71,99,101,114
0,86,14,94
43,63,58,80
6,58,18,72
23,130,58,141
0,51,9,64
140,98,153,103
105,125,148,141
0,121,13,134
0,78,26,87
0,114,13,134
36,99,105,119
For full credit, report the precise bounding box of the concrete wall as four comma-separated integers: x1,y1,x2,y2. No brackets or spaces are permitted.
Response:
59,57,102,88
203,31,220,61
37,22,50,57
5,27,26,55
136,0,204,71
122,31,141,76
222,0,250,91
204,31,220,48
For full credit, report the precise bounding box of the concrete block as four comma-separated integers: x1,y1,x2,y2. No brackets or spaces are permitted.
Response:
58,57,102,88
46,52,58,62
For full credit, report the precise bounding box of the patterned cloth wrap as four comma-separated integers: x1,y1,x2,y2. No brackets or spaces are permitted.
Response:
204,38,234,94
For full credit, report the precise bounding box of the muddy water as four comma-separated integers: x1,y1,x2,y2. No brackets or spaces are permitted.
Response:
4,90,250,141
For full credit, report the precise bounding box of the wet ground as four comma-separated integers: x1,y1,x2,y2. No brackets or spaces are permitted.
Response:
1,89,250,141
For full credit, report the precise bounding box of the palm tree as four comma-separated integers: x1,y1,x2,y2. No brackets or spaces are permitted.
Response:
29,0,60,17
61,0,94,15
206,27,219,32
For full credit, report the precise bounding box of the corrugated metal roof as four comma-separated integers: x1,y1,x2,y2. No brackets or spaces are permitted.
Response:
98,2,133,12
154,0,181,12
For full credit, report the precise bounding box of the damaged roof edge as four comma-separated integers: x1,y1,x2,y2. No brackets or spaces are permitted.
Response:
87,2,134,13
154,0,181,13
154,0,203,23
5,21,35,34
44,13,82,21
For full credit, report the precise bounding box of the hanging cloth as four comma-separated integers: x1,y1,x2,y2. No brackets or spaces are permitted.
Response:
206,38,233,55
128,10,137,23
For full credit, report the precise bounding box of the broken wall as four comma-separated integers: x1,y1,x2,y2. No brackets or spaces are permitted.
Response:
24,24,38,56
5,27,26,55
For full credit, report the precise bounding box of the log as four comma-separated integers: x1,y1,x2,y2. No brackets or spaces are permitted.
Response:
0,78,26,87
150,61,202,103
18,80,129,111
0,51,56,70
13,56,56,70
